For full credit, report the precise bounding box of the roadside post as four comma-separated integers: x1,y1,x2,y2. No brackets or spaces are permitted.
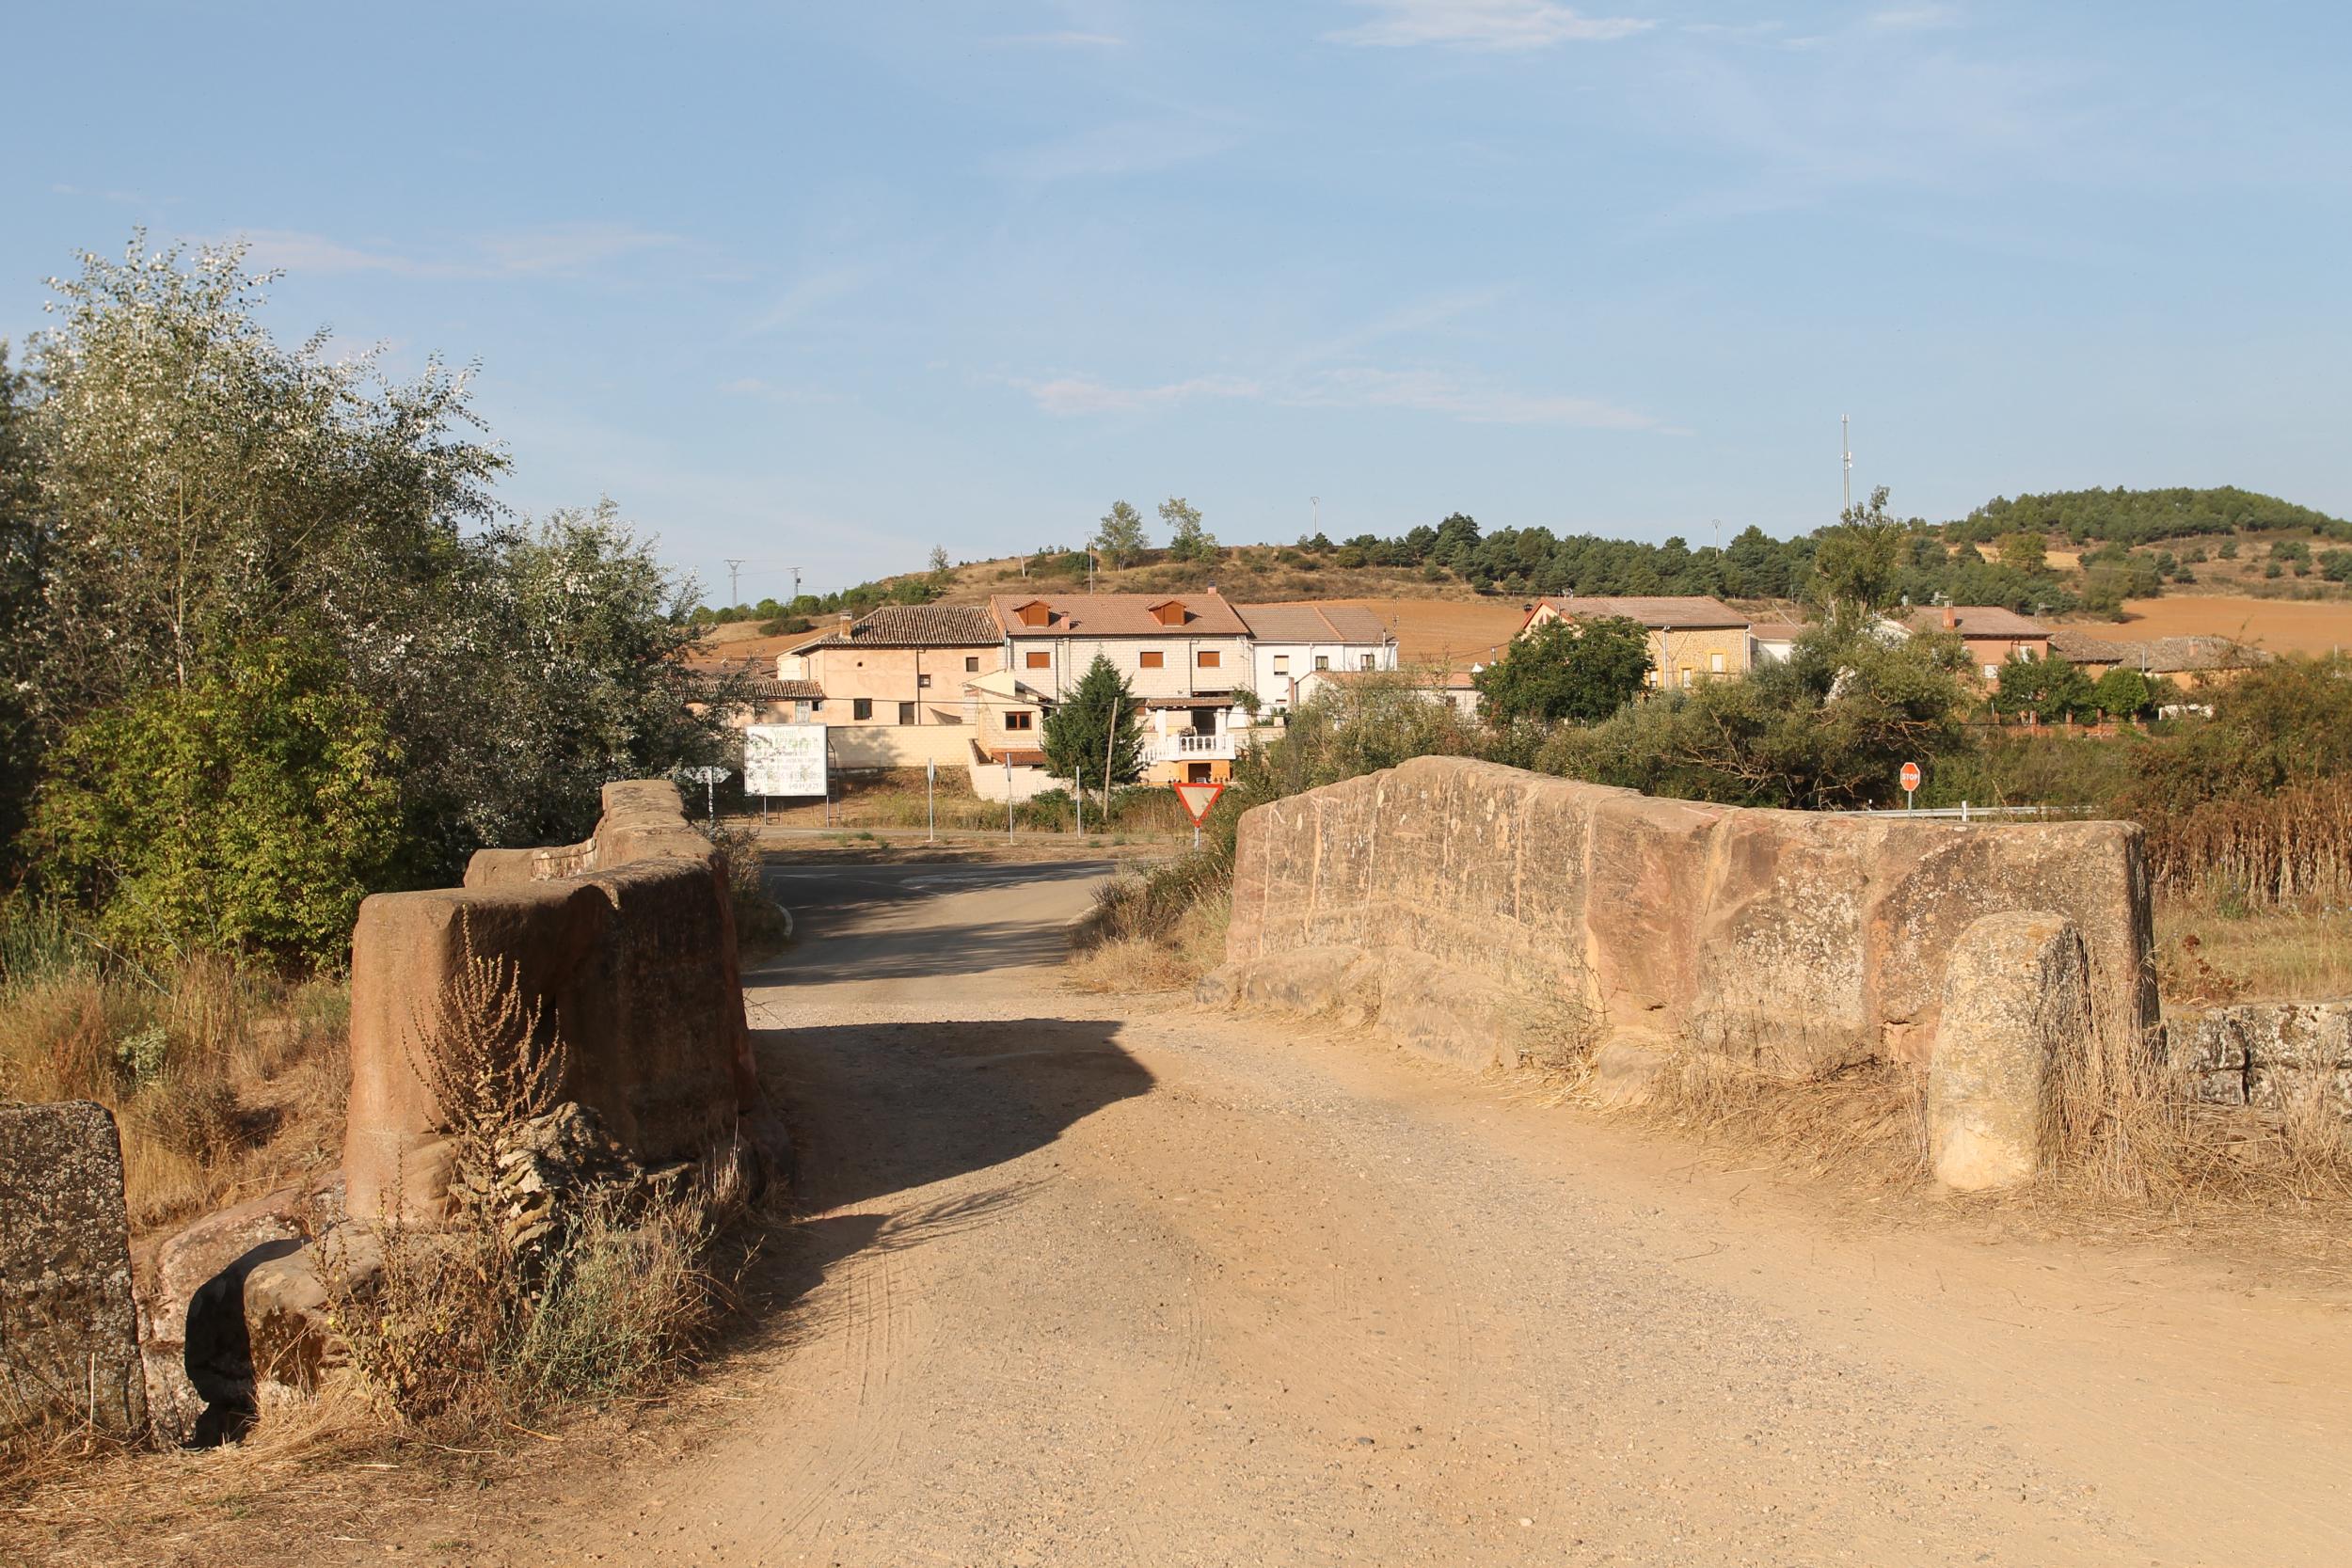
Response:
682,765,730,824
1171,779,1226,851
1005,753,1014,842
1900,760,1921,812
926,756,936,843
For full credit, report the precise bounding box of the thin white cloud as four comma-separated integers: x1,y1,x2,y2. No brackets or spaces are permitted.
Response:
1009,364,1676,432
1012,372,1263,415
751,267,867,334
987,117,1244,182
1327,0,1652,50
1295,367,1677,431
230,223,679,279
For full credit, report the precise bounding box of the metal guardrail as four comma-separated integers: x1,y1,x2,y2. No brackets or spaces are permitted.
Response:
1837,803,2098,821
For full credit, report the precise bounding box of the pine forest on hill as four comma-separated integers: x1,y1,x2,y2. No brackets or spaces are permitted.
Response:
694,485,2352,637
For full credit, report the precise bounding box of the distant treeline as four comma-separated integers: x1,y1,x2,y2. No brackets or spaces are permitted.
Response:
1951,486,2352,548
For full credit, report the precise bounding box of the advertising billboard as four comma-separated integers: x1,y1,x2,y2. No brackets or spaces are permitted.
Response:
743,724,827,798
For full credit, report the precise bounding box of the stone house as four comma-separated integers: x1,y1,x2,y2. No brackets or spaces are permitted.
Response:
796,605,1004,729
1519,595,1753,688
1233,601,1398,714
2045,628,2270,689
1900,605,2050,681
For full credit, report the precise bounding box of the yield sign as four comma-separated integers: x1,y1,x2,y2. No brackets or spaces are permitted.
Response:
1170,780,1226,825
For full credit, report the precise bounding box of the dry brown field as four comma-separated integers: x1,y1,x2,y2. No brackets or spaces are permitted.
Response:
2115,594,2352,656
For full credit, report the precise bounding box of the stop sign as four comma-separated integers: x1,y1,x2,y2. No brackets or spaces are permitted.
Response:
1899,761,1921,793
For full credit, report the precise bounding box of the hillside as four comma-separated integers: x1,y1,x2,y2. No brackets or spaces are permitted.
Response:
1954,485,2351,548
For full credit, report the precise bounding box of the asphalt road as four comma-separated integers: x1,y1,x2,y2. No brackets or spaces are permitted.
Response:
512,856,2352,1568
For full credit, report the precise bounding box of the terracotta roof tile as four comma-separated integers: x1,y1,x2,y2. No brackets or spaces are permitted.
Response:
1234,601,1392,643
810,604,1001,648
1902,606,2050,638
1527,595,1749,629
989,593,1249,637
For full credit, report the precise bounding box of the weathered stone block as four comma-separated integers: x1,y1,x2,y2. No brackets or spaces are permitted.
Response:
1208,758,2157,1119
1928,913,2090,1192
1,1101,147,1440
345,780,756,1222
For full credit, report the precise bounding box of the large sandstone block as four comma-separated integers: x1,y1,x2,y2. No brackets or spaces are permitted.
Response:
345,779,756,1222
1928,912,2090,1191
2169,1000,2352,1117
1212,758,2157,1121
1,1101,147,1440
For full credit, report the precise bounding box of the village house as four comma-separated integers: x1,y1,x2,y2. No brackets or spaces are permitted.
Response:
1900,604,2050,681
2044,627,2270,689
986,592,1257,784
1295,665,1482,721
1233,601,1397,713
1519,594,1753,688
1748,621,1807,665
782,604,1003,768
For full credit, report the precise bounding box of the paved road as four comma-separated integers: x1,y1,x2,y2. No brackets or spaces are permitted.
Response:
532,858,2352,1567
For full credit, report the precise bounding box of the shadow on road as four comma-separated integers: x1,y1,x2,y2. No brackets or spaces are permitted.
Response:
746,860,1112,986
720,1016,1152,1349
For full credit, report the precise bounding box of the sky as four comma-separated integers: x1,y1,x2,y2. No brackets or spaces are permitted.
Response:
5,2,2348,604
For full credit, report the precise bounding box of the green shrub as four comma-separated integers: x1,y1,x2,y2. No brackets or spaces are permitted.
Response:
29,639,401,966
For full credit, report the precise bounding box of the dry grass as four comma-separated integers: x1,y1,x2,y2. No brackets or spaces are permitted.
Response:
326,941,735,1442
2141,778,2352,912
0,911,349,1235
1065,886,1232,993
2153,890,2352,1002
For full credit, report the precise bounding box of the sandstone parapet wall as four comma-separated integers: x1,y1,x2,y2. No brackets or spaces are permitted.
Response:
1206,758,2158,1086
344,780,757,1221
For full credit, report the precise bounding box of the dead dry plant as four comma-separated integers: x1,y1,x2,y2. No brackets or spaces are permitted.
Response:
405,914,570,1220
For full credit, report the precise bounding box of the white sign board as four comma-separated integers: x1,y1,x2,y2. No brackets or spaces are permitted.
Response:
744,724,828,797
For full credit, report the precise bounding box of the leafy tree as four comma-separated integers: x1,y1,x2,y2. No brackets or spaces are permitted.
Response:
0,344,41,863
1540,623,1972,809
2090,667,2153,720
1808,487,1913,621
1998,531,2047,572
1991,654,2097,723
2318,547,2352,583
1474,615,1651,725
1093,499,1148,568
2124,653,2352,810
1160,496,1217,562
19,235,502,722
29,639,402,965
1041,654,1144,803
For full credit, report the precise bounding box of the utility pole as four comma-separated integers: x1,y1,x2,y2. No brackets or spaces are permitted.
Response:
789,565,803,605
724,558,747,607
1311,496,1321,537
1840,416,1852,515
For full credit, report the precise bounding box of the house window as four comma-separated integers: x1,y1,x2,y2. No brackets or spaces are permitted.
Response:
1004,710,1034,731
1187,762,1214,784
1025,650,1051,669
1709,652,1726,674
917,673,931,689
964,656,979,673
1359,654,1375,671
1983,664,2001,680
1678,667,1692,688
1197,649,1220,669
898,702,915,725
1139,650,1164,669
852,698,874,721
1313,655,1329,672
1272,655,1290,674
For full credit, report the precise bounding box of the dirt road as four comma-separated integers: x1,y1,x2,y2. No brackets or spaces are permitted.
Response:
523,858,2350,1567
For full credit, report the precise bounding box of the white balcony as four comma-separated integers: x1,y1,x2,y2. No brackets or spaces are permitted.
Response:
1141,730,1236,764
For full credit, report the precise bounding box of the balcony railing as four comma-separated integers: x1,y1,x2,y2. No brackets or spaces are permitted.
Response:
1141,730,1237,763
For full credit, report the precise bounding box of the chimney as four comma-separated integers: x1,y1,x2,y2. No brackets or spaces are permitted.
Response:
1206,581,1219,595
1942,605,1957,630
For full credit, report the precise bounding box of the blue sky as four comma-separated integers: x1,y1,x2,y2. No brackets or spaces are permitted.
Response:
6,2,2347,603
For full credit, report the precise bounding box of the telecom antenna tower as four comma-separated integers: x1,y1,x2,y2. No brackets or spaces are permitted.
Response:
1840,416,1852,515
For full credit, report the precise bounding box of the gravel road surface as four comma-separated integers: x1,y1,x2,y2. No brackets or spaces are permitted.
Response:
522,857,2352,1567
